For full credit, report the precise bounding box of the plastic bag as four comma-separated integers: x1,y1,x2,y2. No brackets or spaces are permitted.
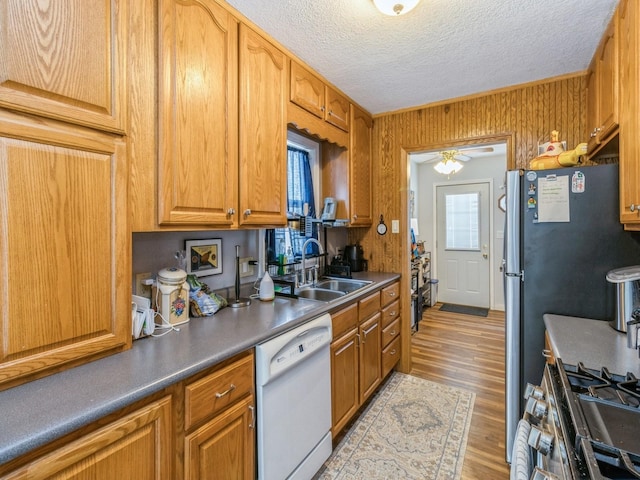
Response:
186,275,227,317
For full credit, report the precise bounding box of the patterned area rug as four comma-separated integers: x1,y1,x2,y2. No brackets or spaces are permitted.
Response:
316,372,475,480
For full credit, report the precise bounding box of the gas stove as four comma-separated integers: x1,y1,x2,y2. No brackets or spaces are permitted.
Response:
557,360,640,479
512,358,640,479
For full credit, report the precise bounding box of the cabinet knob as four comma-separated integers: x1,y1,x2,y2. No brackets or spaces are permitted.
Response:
631,204,636,212
353,214,358,220
227,208,236,215
244,209,251,216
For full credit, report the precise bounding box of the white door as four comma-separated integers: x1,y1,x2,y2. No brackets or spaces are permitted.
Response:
435,182,490,307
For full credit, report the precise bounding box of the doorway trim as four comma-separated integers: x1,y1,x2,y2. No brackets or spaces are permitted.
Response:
433,178,494,309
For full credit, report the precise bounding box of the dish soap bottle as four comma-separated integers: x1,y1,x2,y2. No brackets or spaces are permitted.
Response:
259,271,275,301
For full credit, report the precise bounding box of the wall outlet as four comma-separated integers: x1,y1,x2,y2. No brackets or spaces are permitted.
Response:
135,272,153,298
239,257,254,278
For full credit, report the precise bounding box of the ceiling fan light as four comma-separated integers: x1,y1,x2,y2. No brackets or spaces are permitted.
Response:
373,0,420,16
434,159,464,175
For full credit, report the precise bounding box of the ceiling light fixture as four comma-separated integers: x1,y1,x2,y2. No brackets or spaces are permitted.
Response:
433,151,464,175
373,0,420,16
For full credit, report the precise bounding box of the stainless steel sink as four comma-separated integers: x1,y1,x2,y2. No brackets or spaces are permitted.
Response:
314,278,372,294
296,288,346,302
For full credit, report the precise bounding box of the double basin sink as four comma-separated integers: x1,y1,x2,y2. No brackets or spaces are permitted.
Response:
296,278,372,302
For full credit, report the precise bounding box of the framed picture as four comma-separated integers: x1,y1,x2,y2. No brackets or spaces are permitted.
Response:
185,239,222,277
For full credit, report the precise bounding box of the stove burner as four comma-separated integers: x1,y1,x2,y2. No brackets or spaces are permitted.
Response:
565,363,640,407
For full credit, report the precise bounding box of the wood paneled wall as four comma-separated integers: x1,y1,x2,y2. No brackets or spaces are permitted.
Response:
350,75,587,372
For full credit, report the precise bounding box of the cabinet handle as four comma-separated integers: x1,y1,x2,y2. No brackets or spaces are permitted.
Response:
542,349,552,359
390,349,397,356
388,292,396,297
353,214,358,220
389,310,397,316
631,204,636,212
389,330,396,336
227,208,235,215
215,384,236,398
248,405,255,429
244,209,251,216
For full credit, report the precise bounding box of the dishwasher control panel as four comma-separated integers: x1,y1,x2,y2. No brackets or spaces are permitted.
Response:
255,313,332,385
274,329,328,368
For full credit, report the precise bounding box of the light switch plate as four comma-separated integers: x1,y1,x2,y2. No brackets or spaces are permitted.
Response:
391,220,400,234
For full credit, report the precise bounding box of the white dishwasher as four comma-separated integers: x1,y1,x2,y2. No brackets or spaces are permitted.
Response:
255,313,332,480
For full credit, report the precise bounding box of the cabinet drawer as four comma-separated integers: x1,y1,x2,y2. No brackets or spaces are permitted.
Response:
382,317,400,348
332,303,358,339
185,353,254,430
382,336,401,378
381,299,400,329
359,291,381,322
381,282,400,307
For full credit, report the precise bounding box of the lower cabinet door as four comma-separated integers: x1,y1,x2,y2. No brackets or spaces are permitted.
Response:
359,313,382,404
3,396,172,480
185,395,255,480
330,328,359,437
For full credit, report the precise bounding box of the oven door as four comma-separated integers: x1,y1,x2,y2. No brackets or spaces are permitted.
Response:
510,368,572,480
511,419,533,479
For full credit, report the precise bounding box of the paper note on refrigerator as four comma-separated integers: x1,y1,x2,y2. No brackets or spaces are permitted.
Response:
537,175,570,222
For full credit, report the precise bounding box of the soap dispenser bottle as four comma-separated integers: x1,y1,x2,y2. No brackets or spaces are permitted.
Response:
259,271,275,301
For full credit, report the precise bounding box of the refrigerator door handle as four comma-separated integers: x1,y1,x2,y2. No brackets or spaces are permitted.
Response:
505,270,524,281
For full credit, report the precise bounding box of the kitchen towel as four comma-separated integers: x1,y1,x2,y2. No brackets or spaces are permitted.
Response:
316,372,475,480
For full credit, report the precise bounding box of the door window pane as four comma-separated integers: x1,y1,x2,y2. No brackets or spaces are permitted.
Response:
445,193,480,250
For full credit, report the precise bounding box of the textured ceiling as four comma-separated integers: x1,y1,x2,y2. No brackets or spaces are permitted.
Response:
225,0,618,115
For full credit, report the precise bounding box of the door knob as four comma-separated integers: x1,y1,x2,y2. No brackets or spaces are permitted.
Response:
483,253,488,259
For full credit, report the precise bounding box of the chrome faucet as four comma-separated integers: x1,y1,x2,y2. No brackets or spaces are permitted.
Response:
300,238,324,287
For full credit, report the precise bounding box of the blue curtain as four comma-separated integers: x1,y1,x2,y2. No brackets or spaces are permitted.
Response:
287,146,316,217
266,147,319,265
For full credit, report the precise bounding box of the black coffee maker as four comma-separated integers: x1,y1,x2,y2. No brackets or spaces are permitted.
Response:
343,244,366,272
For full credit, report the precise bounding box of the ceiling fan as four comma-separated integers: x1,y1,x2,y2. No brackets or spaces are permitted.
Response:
417,146,495,175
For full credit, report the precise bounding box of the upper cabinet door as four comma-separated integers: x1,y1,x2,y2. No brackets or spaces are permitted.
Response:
0,0,126,133
157,0,238,226
238,25,287,227
325,86,350,132
290,60,325,119
349,105,373,226
0,112,129,389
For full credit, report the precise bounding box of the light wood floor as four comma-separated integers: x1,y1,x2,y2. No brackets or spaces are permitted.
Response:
410,304,510,480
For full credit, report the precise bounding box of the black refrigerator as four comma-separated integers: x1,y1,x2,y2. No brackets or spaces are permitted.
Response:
503,163,640,462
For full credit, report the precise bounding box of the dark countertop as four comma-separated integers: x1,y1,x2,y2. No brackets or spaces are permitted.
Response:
0,272,399,466
543,313,640,376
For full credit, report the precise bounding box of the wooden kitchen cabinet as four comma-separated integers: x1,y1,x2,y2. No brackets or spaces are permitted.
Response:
1,395,173,479
330,292,384,437
289,60,350,133
238,24,288,227
330,329,359,437
0,0,126,134
586,12,619,155
381,299,401,378
183,350,255,480
349,105,374,226
617,0,640,227
0,111,130,390
325,86,350,132
320,104,373,227
157,0,238,226
130,1,287,230
359,312,382,403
